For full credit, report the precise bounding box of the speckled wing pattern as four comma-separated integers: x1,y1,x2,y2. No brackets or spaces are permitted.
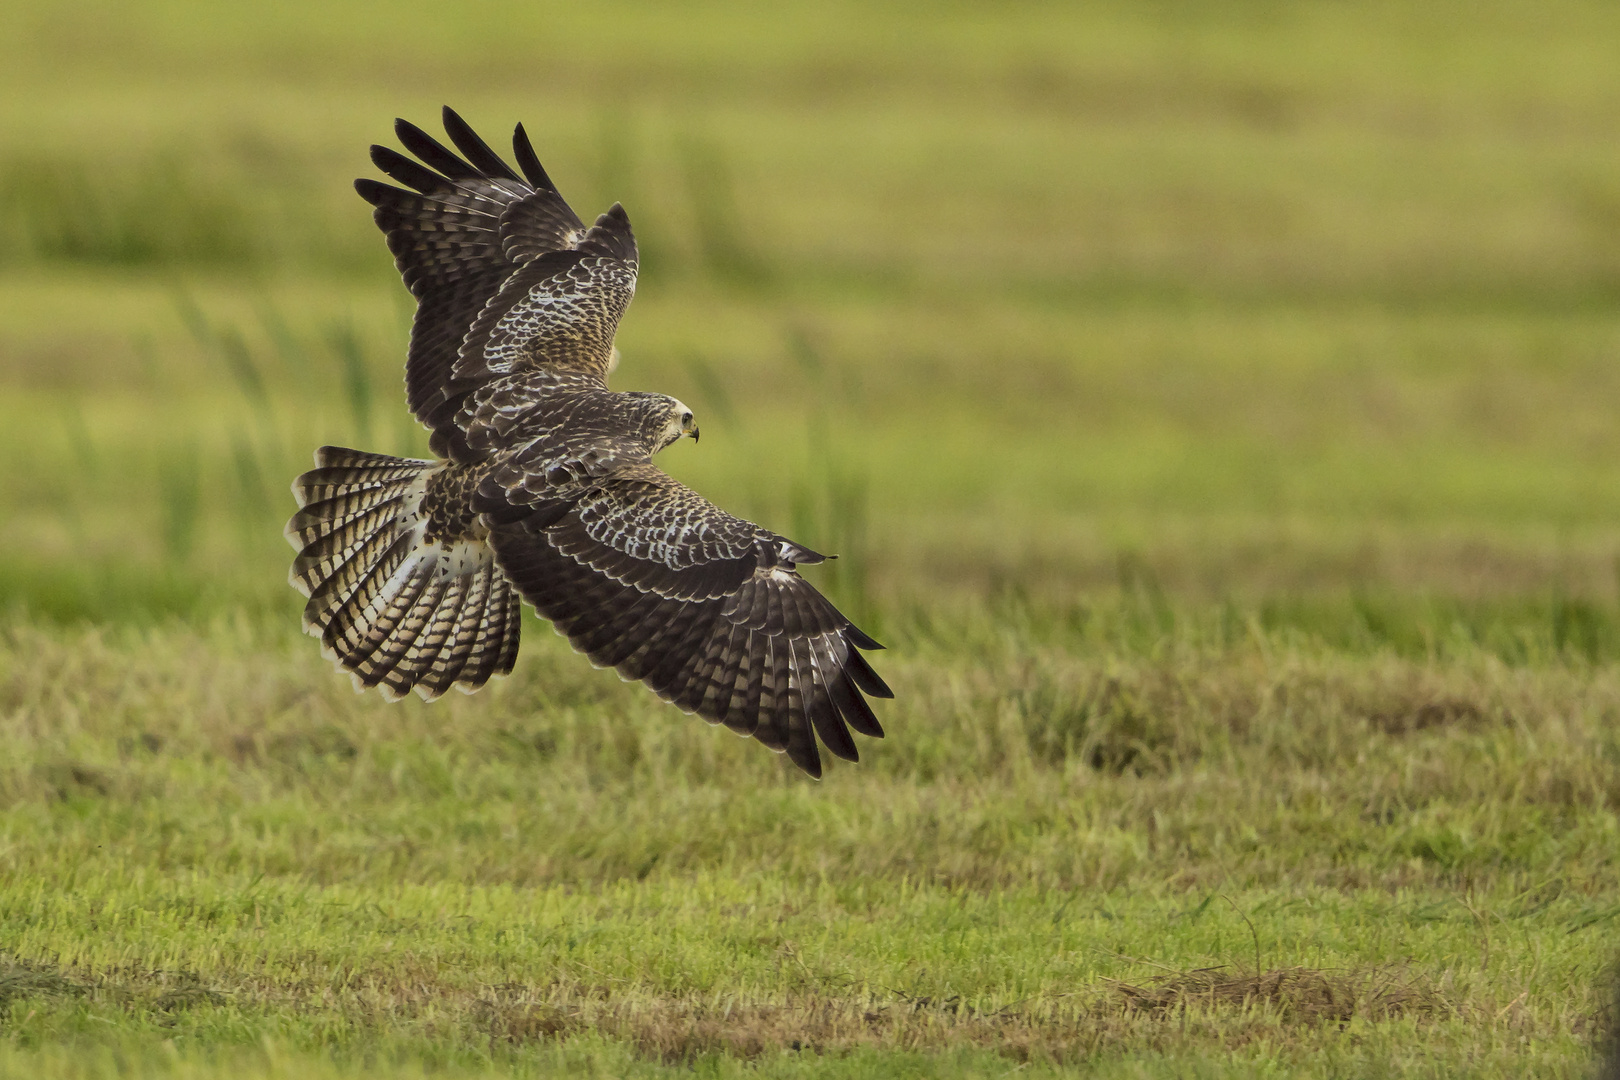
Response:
452,209,637,389
478,462,892,779
354,107,637,448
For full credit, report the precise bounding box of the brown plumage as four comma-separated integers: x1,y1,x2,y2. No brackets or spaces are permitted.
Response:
286,107,890,777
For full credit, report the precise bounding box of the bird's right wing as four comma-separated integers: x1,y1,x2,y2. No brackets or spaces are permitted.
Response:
478,462,891,778
356,107,639,447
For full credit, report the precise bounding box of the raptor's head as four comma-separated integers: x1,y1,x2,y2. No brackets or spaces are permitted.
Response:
650,395,699,452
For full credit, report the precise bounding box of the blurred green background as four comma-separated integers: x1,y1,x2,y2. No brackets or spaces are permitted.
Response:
5,0,1620,618
3,3,1620,1076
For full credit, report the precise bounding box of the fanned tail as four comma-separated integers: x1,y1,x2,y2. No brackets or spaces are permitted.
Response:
286,446,519,701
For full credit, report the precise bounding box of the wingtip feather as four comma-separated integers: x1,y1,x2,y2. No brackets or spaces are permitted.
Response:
394,116,481,181
844,624,884,651
512,123,557,191
441,105,524,184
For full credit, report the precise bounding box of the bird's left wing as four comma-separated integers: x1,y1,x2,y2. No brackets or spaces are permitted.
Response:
477,463,891,777
355,107,638,450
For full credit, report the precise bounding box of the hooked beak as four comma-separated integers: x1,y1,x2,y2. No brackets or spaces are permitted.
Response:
690,426,700,444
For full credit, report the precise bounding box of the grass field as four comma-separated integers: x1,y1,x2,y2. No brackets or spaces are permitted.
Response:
3,1,1620,1075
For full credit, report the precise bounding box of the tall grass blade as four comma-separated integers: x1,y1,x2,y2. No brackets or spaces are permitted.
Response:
828,463,873,628
172,291,213,352
780,326,873,623
592,108,672,281
130,332,160,388
215,324,269,411
159,441,201,564
176,295,283,466
230,432,271,554
788,326,824,385
256,300,309,382
230,432,269,514
58,400,97,479
682,353,739,430
51,402,92,546
327,318,374,447
678,134,771,288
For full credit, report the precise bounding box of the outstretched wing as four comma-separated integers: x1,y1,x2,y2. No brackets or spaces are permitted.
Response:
478,462,891,778
356,107,639,448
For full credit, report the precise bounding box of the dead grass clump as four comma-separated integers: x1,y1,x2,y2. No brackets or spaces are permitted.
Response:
478,996,1046,1063
0,952,229,1015
0,955,89,1009
473,995,852,1061
1596,962,1620,1080
151,971,229,1012
622,1003,839,1062
1079,675,1186,775
464,965,1449,1065
1110,964,1443,1025
227,725,358,768
1367,696,1489,736
36,761,114,800
1015,663,1262,775
1339,660,1519,738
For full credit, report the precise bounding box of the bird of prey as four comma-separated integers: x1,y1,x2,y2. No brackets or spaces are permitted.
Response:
285,107,890,777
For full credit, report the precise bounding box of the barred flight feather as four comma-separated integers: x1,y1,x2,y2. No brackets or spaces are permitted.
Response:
287,447,518,701
422,562,491,697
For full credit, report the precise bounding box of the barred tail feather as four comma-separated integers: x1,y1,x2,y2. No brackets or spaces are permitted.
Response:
287,446,519,701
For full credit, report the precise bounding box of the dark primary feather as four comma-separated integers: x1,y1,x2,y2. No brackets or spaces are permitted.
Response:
441,108,525,184
394,115,485,182
365,148,441,195
512,123,557,191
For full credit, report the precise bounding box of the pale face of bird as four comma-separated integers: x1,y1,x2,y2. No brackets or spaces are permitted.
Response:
655,396,699,451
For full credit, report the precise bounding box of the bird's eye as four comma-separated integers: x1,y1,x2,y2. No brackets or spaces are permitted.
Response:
682,412,693,426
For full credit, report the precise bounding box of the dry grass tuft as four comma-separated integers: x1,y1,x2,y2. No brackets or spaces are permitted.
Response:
1366,697,1488,736
463,965,1452,1065
1109,964,1446,1026
0,952,227,1015
0,955,88,1009
1598,964,1620,1080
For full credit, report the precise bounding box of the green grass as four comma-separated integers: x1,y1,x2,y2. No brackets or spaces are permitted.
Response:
0,609,1614,1076
2,0,1620,1075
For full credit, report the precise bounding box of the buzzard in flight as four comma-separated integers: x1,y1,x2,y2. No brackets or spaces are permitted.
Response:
285,107,890,777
